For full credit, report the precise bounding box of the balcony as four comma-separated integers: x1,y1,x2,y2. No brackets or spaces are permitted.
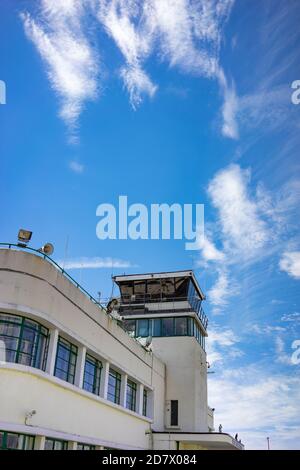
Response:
118,294,208,331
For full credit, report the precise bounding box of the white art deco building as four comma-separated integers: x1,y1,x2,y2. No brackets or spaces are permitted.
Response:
0,245,243,450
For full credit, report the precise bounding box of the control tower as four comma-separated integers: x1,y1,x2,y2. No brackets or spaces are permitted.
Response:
113,270,211,433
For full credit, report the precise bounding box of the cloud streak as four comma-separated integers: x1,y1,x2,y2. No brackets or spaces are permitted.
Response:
209,366,300,449
21,0,235,130
199,163,300,311
59,256,135,269
22,0,99,132
279,251,300,280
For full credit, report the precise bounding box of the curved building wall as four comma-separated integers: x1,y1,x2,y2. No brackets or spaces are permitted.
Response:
0,248,165,449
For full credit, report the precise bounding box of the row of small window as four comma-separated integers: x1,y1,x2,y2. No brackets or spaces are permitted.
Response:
123,316,206,350
0,313,148,416
0,431,106,450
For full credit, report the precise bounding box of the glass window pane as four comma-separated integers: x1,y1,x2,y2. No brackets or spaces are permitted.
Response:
54,441,63,450
0,313,48,371
6,433,19,449
108,369,121,404
146,279,161,301
83,355,102,396
126,379,137,411
152,319,161,337
161,278,175,299
161,318,174,336
45,438,66,450
137,319,149,337
174,277,189,298
120,282,134,302
133,281,146,301
171,400,178,426
77,443,95,450
23,436,35,450
143,389,148,417
0,314,22,324
54,337,77,384
175,317,187,336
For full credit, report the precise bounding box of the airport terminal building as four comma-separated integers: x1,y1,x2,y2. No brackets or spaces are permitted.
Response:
0,245,243,450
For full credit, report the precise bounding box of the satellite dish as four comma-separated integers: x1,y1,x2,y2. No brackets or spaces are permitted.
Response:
39,243,54,256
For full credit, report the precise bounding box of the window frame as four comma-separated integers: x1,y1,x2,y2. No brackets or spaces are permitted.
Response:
0,430,35,450
0,313,49,371
170,400,179,427
143,388,148,417
44,438,68,450
54,336,78,384
77,443,96,450
83,354,102,396
107,368,122,404
126,379,137,412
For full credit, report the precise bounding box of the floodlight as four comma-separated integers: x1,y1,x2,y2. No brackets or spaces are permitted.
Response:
18,229,32,244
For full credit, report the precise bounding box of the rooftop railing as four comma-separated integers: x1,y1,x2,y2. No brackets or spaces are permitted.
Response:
119,293,208,330
0,243,106,310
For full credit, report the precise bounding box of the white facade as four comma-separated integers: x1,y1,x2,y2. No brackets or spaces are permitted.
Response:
0,247,243,450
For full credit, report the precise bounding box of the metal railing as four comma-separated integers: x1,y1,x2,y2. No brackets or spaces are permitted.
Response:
0,243,106,311
119,293,208,330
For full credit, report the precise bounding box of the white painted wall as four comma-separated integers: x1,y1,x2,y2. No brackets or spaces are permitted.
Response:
0,248,166,448
152,336,208,432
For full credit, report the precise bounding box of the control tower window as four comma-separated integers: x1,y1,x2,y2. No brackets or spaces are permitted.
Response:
161,278,175,300
134,280,146,301
174,277,189,299
161,318,173,336
120,282,134,303
146,279,161,301
153,318,161,337
175,317,188,336
137,319,150,337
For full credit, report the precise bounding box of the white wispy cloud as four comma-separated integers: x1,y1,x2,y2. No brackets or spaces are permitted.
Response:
249,324,286,335
209,366,300,449
199,164,300,311
69,160,84,173
281,312,300,322
200,163,270,311
206,325,241,365
279,251,300,280
197,234,225,263
235,85,295,138
275,336,293,366
97,0,157,108
207,269,237,312
59,256,135,269
22,0,235,128
218,69,239,139
208,164,269,260
22,0,99,132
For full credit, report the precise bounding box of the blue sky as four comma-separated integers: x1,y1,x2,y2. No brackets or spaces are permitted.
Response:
1,0,300,449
